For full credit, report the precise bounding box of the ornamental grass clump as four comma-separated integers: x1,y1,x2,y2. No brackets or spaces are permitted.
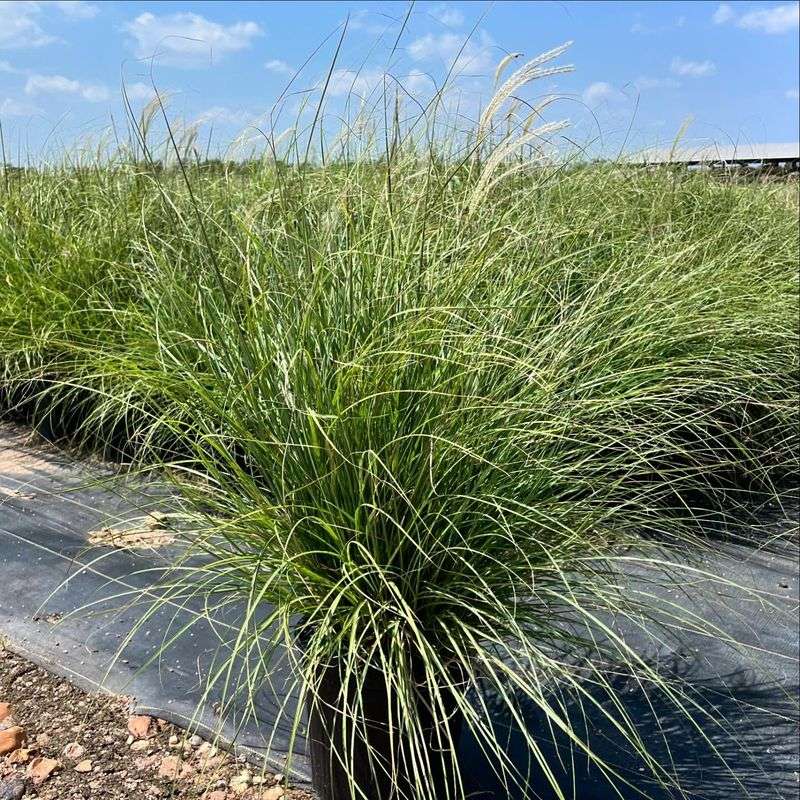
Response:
0,40,797,800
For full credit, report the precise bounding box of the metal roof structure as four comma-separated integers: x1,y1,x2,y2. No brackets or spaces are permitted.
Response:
629,141,800,167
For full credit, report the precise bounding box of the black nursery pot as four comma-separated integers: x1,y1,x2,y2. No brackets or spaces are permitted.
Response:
306,657,465,800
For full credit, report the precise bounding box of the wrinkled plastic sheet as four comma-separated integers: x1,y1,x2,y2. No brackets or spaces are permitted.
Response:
1,424,798,798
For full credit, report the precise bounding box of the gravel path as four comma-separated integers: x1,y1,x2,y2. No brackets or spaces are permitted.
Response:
0,640,313,800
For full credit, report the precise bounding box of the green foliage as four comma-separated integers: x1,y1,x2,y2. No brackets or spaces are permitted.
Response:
0,109,797,798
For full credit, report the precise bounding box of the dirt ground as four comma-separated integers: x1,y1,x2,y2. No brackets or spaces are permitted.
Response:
0,640,314,800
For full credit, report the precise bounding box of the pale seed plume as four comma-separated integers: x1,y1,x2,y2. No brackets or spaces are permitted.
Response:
478,41,573,144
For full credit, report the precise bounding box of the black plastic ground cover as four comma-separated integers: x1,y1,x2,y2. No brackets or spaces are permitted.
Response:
460,531,800,800
1,424,798,799
0,425,309,780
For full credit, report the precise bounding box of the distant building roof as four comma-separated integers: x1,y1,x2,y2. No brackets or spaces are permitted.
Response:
629,141,799,165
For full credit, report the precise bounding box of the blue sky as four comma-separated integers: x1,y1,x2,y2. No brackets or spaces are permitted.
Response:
1,0,798,161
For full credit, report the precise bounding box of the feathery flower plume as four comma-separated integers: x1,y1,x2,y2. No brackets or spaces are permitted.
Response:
478,41,573,144
494,52,523,88
469,119,569,211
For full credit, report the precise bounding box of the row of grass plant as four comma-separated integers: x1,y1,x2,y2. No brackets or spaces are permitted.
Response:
0,49,798,799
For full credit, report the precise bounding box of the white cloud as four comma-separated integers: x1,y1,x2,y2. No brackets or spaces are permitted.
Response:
264,59,294,76
408,30,494,73
54,1,99,19
738,3,799,33
1,96,42,116
0,1,58,49
327,68,385,98
631,15,687,34
195,105,256,126
0,1,100,50
787,88,800,100
401,69,435,95
430,4,464,27
670,57,717,77
349,9,394,35
123,12,263,67
0,59,21,73
25,73,109,102
124,81,158,101
712,3,735,24
633,76,681,91
712,2,799,33
582,81,622,106
324,67,434,100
